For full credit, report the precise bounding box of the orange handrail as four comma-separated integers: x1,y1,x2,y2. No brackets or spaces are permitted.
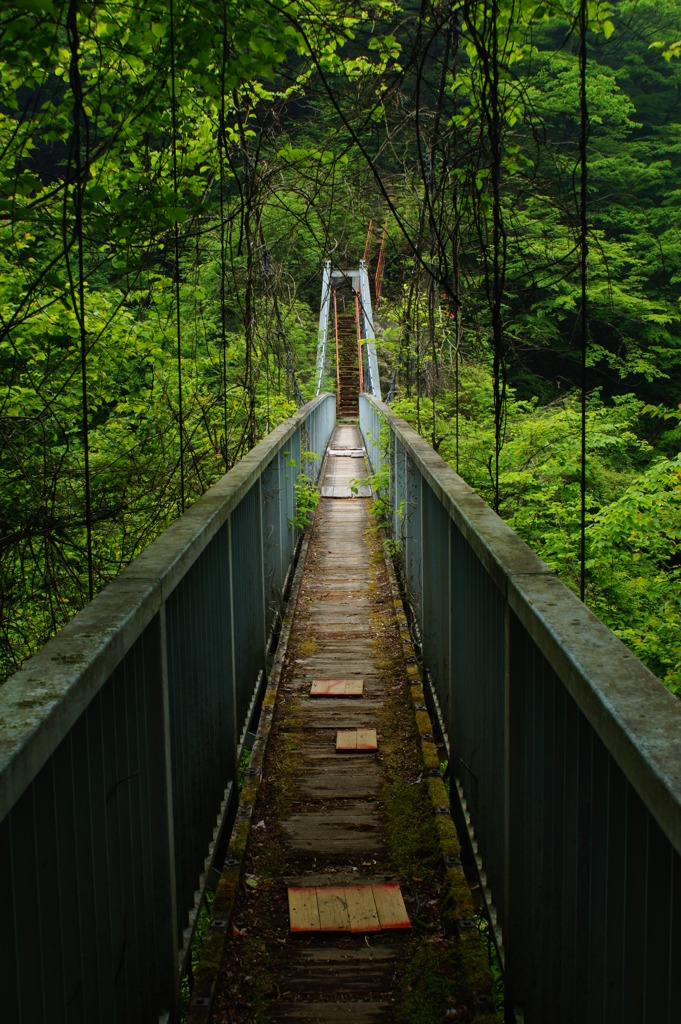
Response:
333,290,341,411
374,226,387,306
355,292,364,394
363,219,374,265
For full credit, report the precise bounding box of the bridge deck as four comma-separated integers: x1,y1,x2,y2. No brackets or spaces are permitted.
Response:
199,425,495,1023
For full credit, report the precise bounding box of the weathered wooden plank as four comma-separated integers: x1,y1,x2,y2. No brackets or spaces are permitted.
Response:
282,807,384,855
372,884,411,930
324,457,367,484
288,887,320,933
283,872,397,888
294,946,401,963
300,634,373,644
302,603,367,616
295,738,383,757
283,976,392,995
298,662,378,676
289,742,379,761
282,963,397,996
299,708,379,731
303,699,374,715
304,645,375,656
301,667,378,684
269,1001,393,1021
306,583,369,592
296,774,381,799
320,486,372,498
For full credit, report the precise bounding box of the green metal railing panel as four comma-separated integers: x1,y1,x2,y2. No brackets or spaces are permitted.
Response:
360,393,681,1024
0,394,335,1023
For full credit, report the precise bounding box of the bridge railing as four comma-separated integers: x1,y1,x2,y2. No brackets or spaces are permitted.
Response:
360,394,681,1024
358,260,381,401
0,394,336,1024
315,260,332,395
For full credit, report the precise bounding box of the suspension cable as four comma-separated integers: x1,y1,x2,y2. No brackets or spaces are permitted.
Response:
66,0,94,601
490,0,506,514
429,270,436,449
170,0,185,511
579,0,589,601
415,277,421,435
219,1,229,469
451,5,461,477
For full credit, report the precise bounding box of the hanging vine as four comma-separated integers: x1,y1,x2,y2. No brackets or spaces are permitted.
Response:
579,0,589,602
170,0,185,512
218,0,230,471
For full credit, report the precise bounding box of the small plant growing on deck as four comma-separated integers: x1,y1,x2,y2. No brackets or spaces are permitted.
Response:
353,422,403,552
290,451,320,531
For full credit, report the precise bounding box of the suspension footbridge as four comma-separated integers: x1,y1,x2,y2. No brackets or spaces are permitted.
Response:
1,229,680,1024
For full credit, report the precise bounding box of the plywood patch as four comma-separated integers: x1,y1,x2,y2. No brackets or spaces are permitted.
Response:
288,885,410,934
317,887,352,932
372,883,411,930
288,887,321,933
311,679,364,697
336,728,377,752
356,728,377,750
345,885,381,933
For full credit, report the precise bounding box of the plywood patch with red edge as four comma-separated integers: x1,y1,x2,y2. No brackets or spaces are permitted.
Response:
310,679,364,697
336,728,377,752
287,887,321,933
373,883,412,930
288,884,410,934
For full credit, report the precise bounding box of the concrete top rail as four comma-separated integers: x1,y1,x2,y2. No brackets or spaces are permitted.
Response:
365,396,681,857
0,396,330,823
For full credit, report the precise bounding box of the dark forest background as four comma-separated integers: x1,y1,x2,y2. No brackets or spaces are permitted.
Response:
1,0,679,691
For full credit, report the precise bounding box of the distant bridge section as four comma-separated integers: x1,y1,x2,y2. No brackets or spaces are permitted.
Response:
315,259,381,403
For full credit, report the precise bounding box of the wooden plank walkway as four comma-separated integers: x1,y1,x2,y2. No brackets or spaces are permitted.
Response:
195,425,497,1023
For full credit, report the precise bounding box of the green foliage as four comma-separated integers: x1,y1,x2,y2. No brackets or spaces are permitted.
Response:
0,0,377,679
179,889,214,1019
290,451,321,531
475,909,505,1019
361,0,681,697
350,423,404,550
589,454,681,689
392,360,681,693
2,0,681,705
